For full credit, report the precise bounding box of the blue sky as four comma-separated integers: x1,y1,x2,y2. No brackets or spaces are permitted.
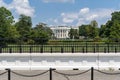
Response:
1,0,120,27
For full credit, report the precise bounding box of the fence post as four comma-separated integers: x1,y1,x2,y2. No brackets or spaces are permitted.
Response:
61,47,63,53
49,68,52,80
93,47,95,53
91,67,94,80
51,47,52,53
72,46,74,53
82,47,85,53
86,42,88,53
40,45,43,53
104,47,106,53
0,47,2,53
9,48,12,53
115,47,117,53
6,68,11,80
30,46,32,53
108,43,109,53
19,45,22,53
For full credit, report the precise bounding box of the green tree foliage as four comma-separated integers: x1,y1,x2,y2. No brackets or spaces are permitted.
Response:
15,14,32,39
79,20,99,39
0,7,14,38
90,20,99,38
69,28,79,39
79,25,90,38
29,23,53,44
0,7,19,46
100,11,120,42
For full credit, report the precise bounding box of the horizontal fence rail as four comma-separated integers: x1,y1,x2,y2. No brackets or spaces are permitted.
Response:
0,43,120,53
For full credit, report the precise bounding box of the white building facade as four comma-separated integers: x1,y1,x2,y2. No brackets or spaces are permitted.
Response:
50,26,78,39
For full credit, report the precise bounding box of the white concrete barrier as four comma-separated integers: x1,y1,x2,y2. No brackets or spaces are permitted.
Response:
0,53,119,70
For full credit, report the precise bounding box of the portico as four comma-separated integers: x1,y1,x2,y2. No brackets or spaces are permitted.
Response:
51,26,77,39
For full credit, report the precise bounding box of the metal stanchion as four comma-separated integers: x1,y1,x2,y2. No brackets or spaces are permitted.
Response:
5,68,11,80
49,68,53,80
91,67,94,80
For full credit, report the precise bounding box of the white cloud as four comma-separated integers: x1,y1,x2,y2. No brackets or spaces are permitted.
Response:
9,0,35,17
63,18,74,23
0,0,8,7
79,8,89,14
60,8,114,26
42,0,75,3
86,14,98,21
0,0,35,17
61,12,78,23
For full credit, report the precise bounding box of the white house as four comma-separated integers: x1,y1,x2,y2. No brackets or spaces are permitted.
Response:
50,26,78,39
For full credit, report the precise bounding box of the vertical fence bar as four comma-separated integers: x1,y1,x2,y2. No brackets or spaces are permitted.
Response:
6,69,11,80
91,67,94,80
108,43,109,53
0,47,2,53
86,42,88,53
51,46,52,53
49,68,52,80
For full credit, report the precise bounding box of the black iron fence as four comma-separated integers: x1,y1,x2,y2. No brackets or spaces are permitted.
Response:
1,67,120,80
0,43,120,53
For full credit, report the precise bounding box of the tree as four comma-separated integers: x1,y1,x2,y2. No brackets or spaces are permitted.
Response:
15,14,32,39
109,20,120,42
90,20,99,38
100,11,120,42
29,23,53,44
0,7,14,38
69,28,79,39
0,7,19,46
79,20,99,39
79,25,89,38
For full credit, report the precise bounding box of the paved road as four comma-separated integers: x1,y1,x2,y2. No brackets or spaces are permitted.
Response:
0,70,120,80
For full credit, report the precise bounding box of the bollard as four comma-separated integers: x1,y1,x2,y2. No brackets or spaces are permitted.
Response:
49,68,53,80
5,68,11,80
91,67,94,80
